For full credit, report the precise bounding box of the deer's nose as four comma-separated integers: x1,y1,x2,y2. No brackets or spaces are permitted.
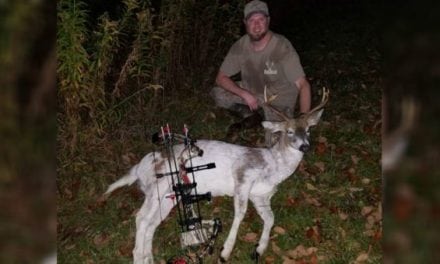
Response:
299,144,310,153
198,149,204,157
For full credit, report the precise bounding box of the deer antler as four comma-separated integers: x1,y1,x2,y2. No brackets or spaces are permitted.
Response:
261,86,330,120
262,85,290,121
306,87,329,115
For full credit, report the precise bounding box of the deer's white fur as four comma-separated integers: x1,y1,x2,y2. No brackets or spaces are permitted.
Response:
104,110,323,263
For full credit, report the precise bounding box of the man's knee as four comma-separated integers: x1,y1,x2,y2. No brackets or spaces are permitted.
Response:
210,85,250,111
210,86,234,109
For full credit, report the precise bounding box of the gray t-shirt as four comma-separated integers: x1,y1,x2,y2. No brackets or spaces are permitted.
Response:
220,31,305,108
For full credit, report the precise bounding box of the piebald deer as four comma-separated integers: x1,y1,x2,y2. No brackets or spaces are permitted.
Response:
104,89,329,263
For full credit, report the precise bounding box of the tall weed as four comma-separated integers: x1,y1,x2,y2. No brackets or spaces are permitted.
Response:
57,0,242,156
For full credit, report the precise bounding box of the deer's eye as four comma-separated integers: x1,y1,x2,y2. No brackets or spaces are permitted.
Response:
287,130,295,136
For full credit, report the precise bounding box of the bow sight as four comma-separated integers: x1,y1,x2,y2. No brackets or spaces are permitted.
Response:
152,124,222,263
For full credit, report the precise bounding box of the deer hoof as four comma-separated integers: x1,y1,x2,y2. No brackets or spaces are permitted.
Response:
218,247,227,263
218,256,227,263
251,245,260,262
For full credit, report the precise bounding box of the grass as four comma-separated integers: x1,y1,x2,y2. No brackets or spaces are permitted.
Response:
57,89,381,263
58,2,382,264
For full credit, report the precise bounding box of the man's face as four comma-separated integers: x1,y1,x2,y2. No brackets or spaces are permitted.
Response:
244,13,270,42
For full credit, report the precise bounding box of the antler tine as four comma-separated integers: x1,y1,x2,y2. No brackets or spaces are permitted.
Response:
262,85,290,121
307,87,330,114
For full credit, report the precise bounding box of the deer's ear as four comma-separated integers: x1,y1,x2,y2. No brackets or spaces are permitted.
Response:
307,109,324,127
262,121,284,133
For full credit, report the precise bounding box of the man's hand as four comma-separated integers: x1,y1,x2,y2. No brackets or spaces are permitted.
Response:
215,70,259,111
241,90,259,111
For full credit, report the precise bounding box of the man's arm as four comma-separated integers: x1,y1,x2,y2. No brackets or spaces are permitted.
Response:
295,76,311,114
215,70,259,111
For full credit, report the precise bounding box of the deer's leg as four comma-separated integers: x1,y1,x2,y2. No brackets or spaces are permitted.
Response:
250,194,274,257
133,181,174,264
220,184,251,262
133,197,155,264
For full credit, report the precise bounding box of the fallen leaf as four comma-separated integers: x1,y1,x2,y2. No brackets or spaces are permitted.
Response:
348,187,363,193
209,111,216,119
305,197,321,207
328,143,336,151
212,207,221,214
118,241,133,257
305,226,320,243
66,244,76,250
271,241,283,256
309,254,318,264
363,229,375,237
365,218,374,230
318,136,327,143
313,161,325,172
354,252,369,263
372,205,382,222
338,211,348,220
329,206,338,214
286,244,306,258
64,187,73,200
153,246,159,254
96,195,107,207
315,142,327,155
302,191,322,207
286,196,297,207
306,182,318,191
286,245,318,261
93,233,110,247
297,160,310,177
306,247,318,255
282,256,296,264
339,227,346,238
351,155,360,165
187,252,197,262
373,230,382,241
242,232,258,243
265,255,276,263
344,168,358,182
361,206,374,216
363,124,374,134
367,215,376,225
335,146,346,154
361,178,371,184
122,152,137,166
314,161,325,172
273,226,287,235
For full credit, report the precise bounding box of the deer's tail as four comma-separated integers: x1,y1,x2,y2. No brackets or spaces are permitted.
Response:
104,167,138,195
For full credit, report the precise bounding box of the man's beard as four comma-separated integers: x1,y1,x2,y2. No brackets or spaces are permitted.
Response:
249,30,268,42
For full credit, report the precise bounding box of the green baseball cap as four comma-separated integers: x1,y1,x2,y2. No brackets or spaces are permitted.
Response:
244,0,269,20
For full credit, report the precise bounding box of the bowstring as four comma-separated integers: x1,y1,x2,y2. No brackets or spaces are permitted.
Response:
152,151,163,221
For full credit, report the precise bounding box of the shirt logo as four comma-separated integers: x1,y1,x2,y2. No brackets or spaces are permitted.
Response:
264,61,278,75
